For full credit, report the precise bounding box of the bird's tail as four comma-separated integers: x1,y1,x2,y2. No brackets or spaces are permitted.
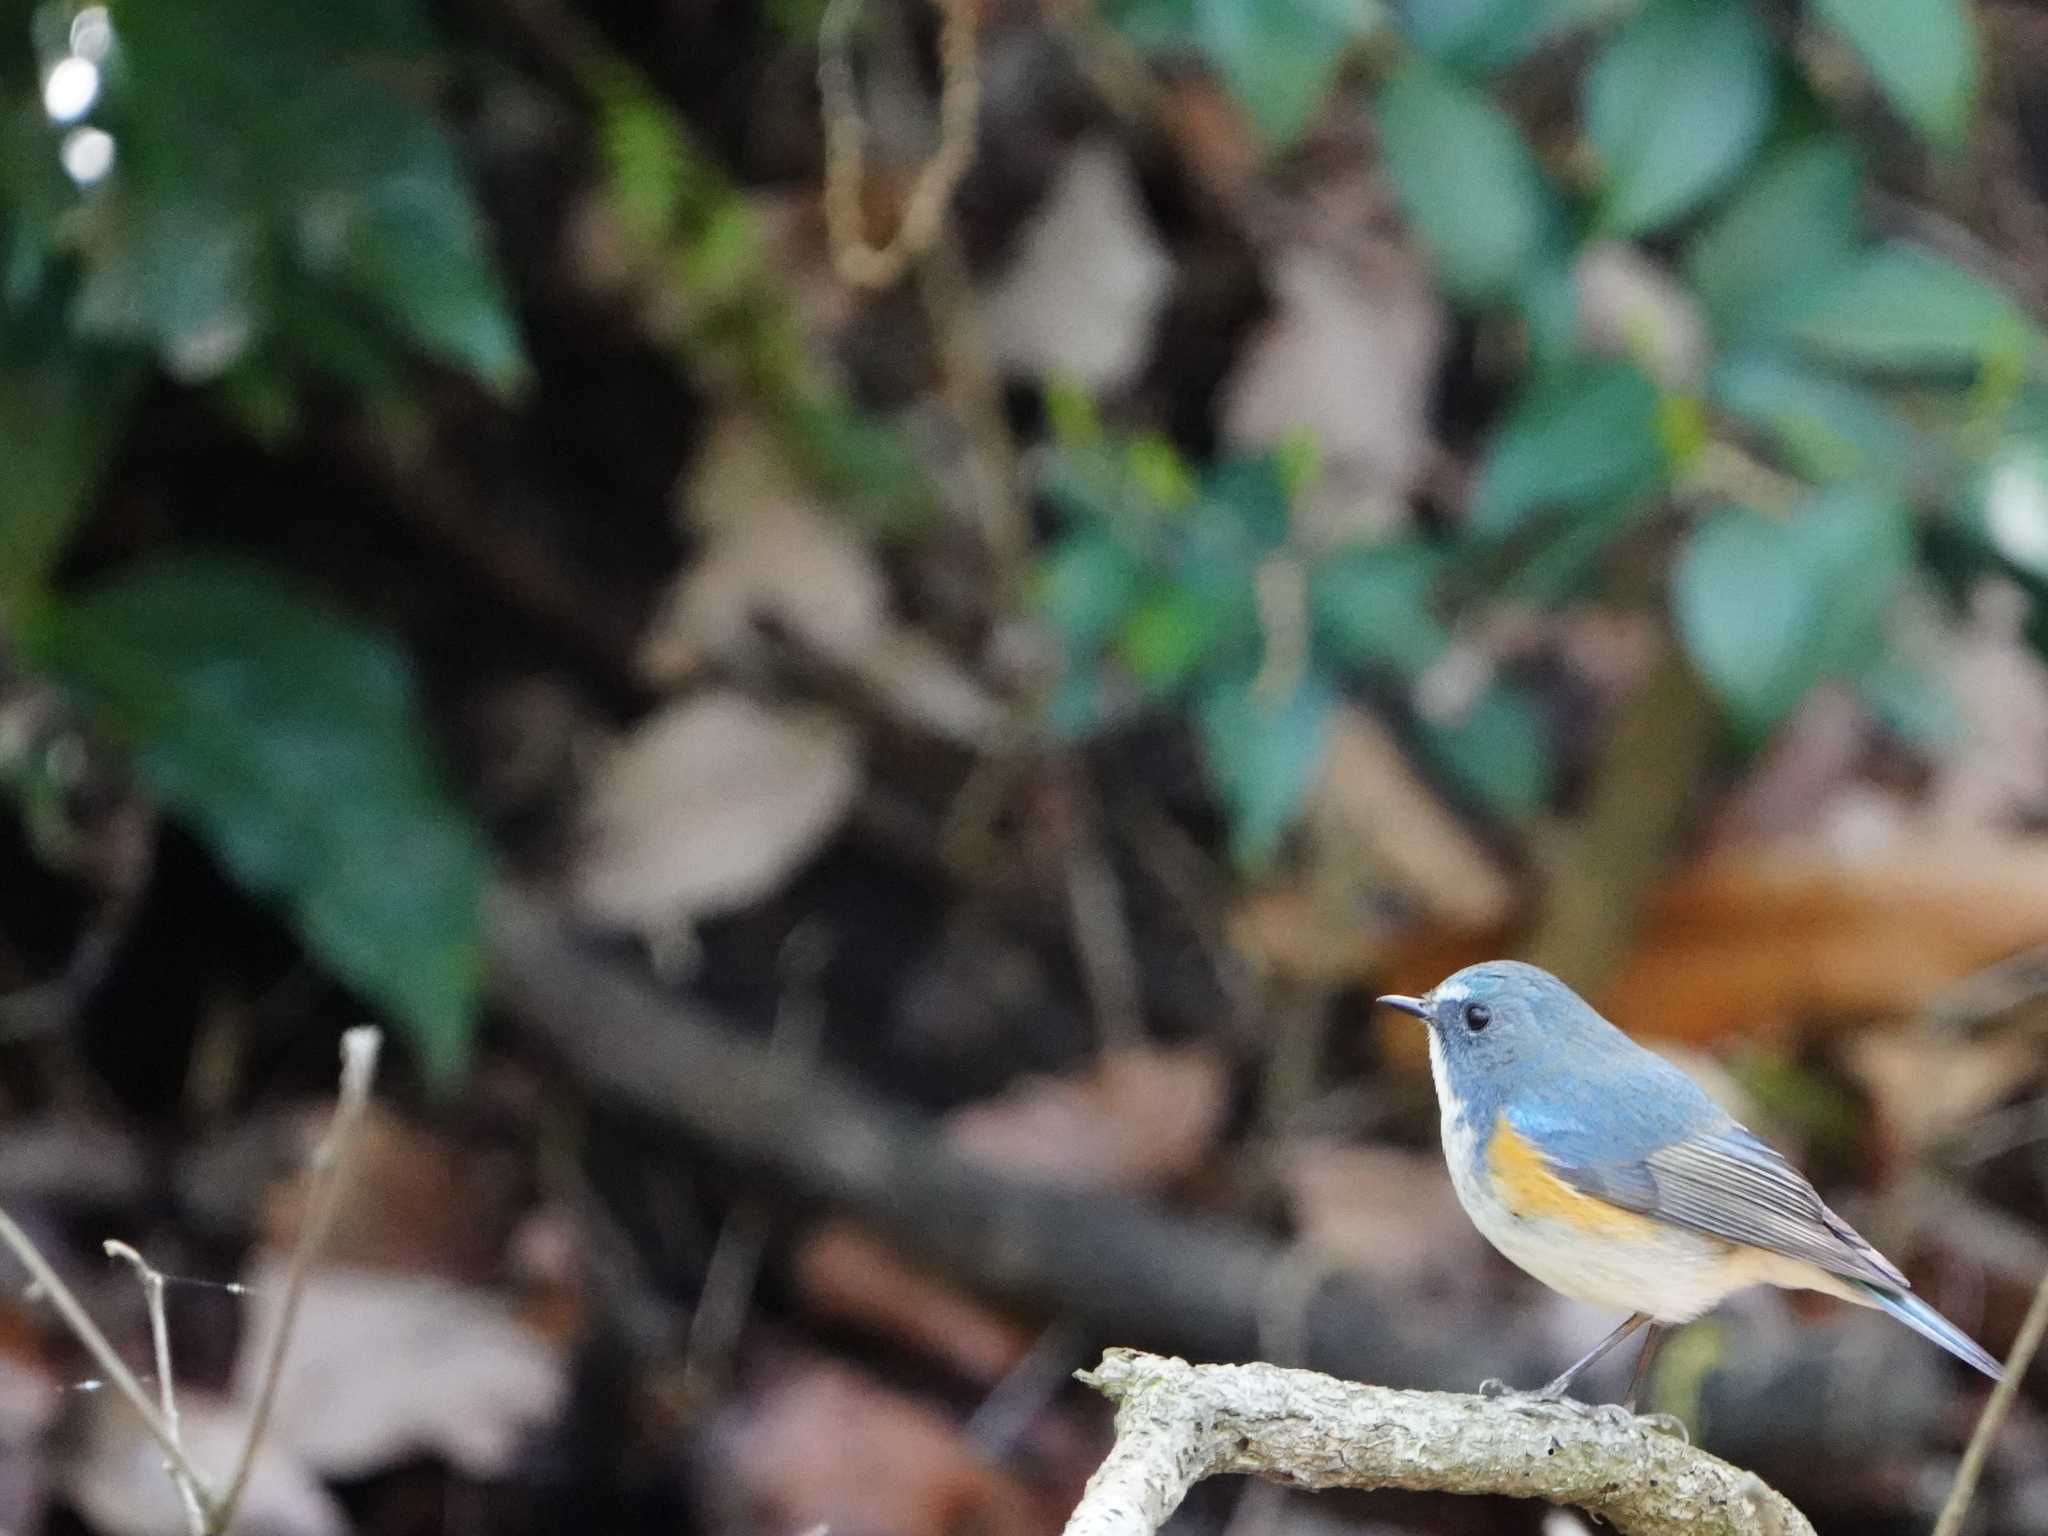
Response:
1849,1280,2004,1380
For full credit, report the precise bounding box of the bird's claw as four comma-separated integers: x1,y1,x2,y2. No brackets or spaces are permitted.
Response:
1477,1381,1596,1418
1473,1381,1687,1441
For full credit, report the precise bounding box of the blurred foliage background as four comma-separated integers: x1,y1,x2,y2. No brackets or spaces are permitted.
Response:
5,0,2048,1533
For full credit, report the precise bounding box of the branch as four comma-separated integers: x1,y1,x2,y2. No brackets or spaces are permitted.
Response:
1064,1350,1811,1536
210,1025,381,1534
484,883,1483,1390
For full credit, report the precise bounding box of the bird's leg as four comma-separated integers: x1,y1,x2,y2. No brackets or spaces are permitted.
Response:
1533,1312,1649,1403
1622,1322,1667,1411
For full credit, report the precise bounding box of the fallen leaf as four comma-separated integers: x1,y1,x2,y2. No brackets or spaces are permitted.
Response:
945,1045,1229,1190
1844,1031,2040,1159
1319,836,2048,1062
572,692,861,942
981,138,1173,392
230,1256,566,1481
846,629,1006,750
790,1220,1034,1382
1280,1144,1491,1295
710,1359,1050,1536
1927,581,2048,834
1305,703,1518,930
1221,244,1445,546
262,1104,505,1285
641,439,890,685
65,1391,343,1536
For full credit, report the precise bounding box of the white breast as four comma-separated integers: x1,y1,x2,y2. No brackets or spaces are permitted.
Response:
1426,1031,1791,1323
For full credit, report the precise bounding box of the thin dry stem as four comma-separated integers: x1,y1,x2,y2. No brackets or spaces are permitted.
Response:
104,1240,206,1536
0,1207,221,1518
1931,1264,2048,1536
210,1025,383,1534
818,0,980,289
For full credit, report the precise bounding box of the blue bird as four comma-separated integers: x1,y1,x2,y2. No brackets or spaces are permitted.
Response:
1379,961,2003,1405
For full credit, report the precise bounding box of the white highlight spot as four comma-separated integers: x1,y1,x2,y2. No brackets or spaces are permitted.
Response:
60,126,115,186
43,55,100,124
1987,443,2048,579
69,6,114,61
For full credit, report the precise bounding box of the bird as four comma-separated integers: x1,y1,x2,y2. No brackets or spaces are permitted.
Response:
1377,960,2003,1407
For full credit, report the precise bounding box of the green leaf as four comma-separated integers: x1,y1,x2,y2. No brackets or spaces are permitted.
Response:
1195,671,1338,867
0,323,144,611
1673,487,1913,740
1419,682,1555,817
1308,543,1450,674
1375,60,1560,301
1118,581,1231,691
1584,0,1775,235
1811,0,1977,149
1394,0,1554,74
25,555,488,1086
1789,246,2044,377
1683,135,1864,340
1856,654,1962,748
1470,361,1665,535
1034,531,1145,654
1709,351,1927,484
1110,0,1384,145
67,0,525,393
1196,453,1294,554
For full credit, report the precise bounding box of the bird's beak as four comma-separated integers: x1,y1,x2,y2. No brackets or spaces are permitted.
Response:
1377,994,1429,1020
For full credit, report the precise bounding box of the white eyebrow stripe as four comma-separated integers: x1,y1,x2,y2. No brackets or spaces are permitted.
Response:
1435,981,1467,1005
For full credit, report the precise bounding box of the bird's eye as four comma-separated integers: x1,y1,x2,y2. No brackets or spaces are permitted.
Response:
1463,1003,1492,1032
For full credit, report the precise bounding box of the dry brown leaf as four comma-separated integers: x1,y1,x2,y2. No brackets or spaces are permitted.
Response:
1305,704,1518,930
944,1044,1228,1190
65,1392,344,1536
711,1359,1050,1536
231,1256,566,1482
1598,837,2048,1042
642,449,890,687
789,1220,1034,1382
1153,76,1260,205
572,692,860,941
1280,1144,1490,1295
262,1104,503,1285
1927,582,2048,834
1844,1032,2041,1159
1221,245,1444,547
980,138,1172,392
847,629,1006,750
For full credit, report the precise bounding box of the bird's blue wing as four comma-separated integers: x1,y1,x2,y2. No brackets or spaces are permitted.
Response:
1531,1116,1909,1290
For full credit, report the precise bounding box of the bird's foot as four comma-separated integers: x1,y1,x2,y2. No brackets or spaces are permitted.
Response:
1631,1411,1689,1443
1478,1379,1597,1418
1475,1381,1686,1439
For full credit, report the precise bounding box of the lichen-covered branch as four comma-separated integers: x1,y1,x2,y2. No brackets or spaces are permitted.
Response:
1065,1350,1810,1536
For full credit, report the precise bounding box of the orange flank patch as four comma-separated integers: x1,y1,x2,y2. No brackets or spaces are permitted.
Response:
1484,1116,1662,1238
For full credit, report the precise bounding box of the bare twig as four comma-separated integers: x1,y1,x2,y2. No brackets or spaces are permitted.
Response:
1931,1265,2048,1536
0,1209,219,1516
680,928,831,1408
818,0,981,289
103,1241,206,1536
1055,768,1146,1054
1065,1350,1812,1536
211,1025,382,1534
